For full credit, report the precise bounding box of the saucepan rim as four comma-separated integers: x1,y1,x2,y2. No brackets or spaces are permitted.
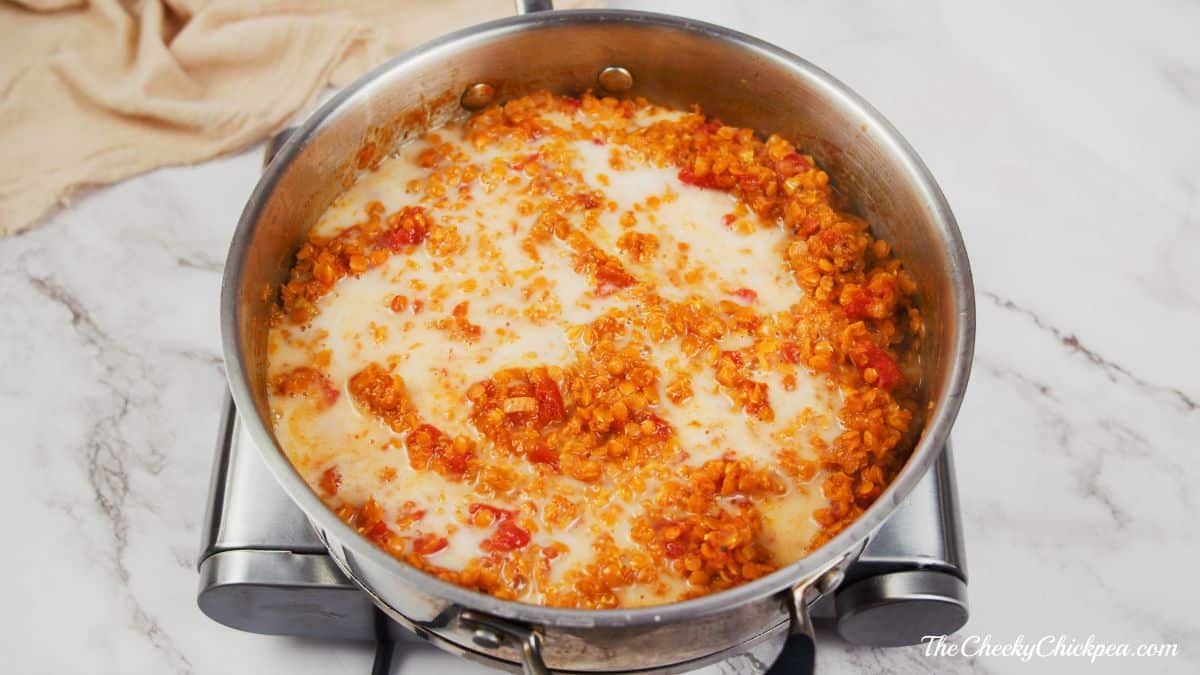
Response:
220,8,975,629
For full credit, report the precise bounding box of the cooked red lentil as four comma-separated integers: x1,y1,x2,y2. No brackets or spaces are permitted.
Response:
267,92,922,608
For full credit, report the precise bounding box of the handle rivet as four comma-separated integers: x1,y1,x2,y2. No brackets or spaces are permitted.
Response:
471,626,504,650
598,66,634,93
461,83,497,110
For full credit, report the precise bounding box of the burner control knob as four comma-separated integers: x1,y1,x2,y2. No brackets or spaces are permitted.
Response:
835,570,968,647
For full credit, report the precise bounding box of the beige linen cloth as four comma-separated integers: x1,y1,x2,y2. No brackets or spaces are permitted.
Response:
0,0,587,235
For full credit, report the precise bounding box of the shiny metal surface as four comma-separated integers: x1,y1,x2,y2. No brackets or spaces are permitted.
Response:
459,611,551,675
828,449,969,647
597,65,634,92
198,397,325,558
198,549,382,640
849,444,966,583
197,395,968,673
460,82,497,110
262,128,295,171
515,0,553,14
220,7,975,672
835,570,969,647
197,397,414,641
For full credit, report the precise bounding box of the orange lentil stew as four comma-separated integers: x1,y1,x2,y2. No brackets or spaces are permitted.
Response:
265,92,922,609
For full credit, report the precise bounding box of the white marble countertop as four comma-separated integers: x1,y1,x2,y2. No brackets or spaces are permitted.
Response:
3,0,1197,673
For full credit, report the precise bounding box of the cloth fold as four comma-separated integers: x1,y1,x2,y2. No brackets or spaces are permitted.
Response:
0,0,584,235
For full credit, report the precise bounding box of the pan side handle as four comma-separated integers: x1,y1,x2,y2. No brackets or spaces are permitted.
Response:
767,594,817,674
767,540,869,674
515,0,554,14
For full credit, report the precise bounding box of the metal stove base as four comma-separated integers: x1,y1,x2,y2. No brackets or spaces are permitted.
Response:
198,394,967,672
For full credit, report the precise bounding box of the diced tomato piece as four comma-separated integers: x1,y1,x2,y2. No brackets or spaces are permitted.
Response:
737,174,761,190
467,503,530,552
376,206,429,250
595,264,636,296
319,467,341,495
664,540,685,558
678,167,720,189
406,423,447,469
527,445,560,471
533,375,565,426
365,520,390,544
861,342,903,390
481,520,531,552
776,152,812,177
843,278,897,320
843,290,871,319
723,213,736,227
441,451,471,476
408,424,473,478
780,342,802,364
412,533,449,556
731,288,758,304
563,96,582,109
377,225,426,249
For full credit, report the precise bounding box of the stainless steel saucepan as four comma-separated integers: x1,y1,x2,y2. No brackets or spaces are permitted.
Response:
220,1,975,672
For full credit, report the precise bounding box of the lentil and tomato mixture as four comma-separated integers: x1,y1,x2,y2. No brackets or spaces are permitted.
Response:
267,92,922,608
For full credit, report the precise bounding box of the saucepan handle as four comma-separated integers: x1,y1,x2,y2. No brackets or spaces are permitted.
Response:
766,592,817,674
459,610,550,675
768,549,865,674
515,0,554,14
263,127,296,168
